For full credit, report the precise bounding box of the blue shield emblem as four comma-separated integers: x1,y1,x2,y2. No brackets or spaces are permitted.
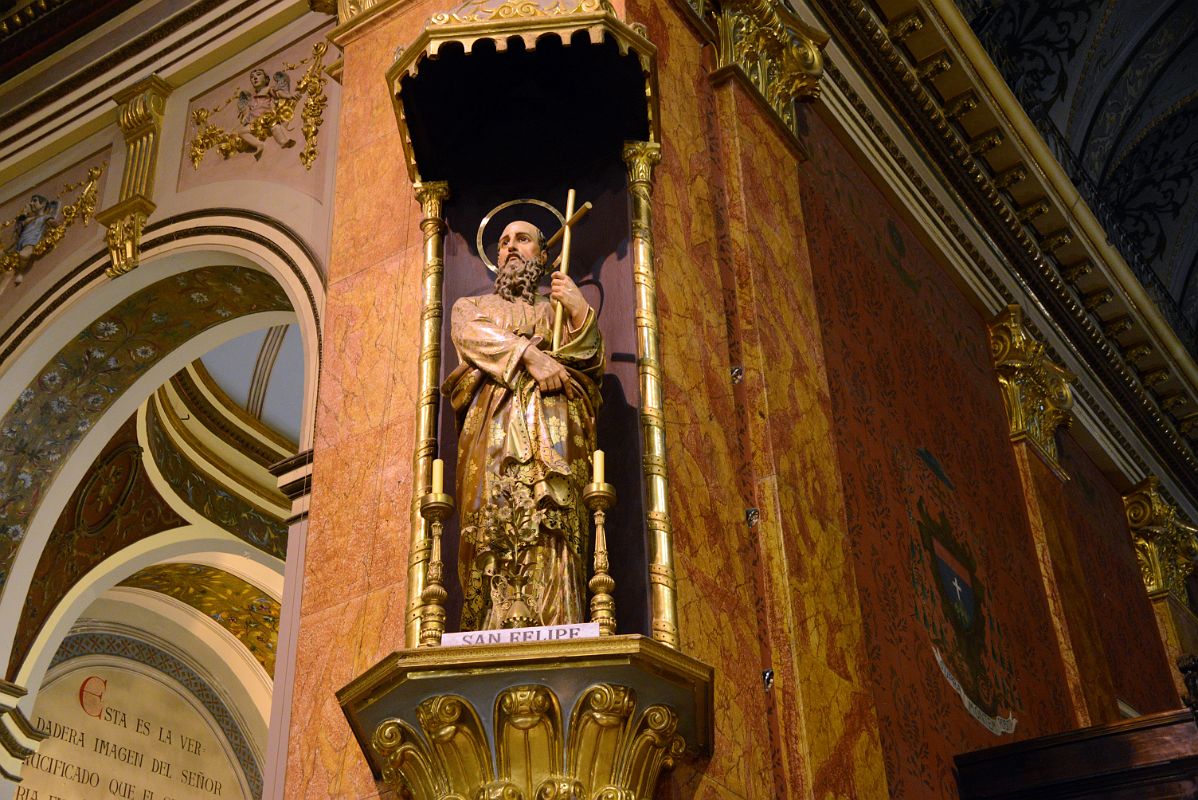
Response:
933,537,976,631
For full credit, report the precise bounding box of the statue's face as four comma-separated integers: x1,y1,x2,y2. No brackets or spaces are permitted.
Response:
497,221,543,273
249,69,269,90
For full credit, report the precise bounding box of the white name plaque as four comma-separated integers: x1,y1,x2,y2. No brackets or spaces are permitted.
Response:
442,622,600,647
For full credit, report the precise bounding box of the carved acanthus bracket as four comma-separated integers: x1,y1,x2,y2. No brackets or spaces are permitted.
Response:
1124,476,1198,602
988,305,1075,478
705,0,827,154
96,75,171,278
340,637,712,800
373,683,680,799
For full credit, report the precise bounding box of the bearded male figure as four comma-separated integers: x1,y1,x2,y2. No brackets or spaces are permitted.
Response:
443,219,604,630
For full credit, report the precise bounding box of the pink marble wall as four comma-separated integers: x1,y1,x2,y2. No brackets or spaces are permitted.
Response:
284,3,439,797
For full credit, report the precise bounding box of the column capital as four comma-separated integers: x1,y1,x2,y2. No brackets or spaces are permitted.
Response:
1125,476,1198,601
989,304,1075,478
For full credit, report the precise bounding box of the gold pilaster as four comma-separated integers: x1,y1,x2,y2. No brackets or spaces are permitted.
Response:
96,75,171,277
988,305,1075,478
623,141,679,650
1124,476,1198,602
406,181,450,649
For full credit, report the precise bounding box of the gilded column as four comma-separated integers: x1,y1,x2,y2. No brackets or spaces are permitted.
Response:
623,141,679,649
1124,476,1198,602
406,181,450,649
96,75,171,277
988,305,1075,478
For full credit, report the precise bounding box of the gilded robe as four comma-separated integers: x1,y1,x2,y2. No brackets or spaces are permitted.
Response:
443,291,604,630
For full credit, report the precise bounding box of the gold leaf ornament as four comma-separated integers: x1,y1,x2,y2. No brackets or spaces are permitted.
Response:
188,42,329,171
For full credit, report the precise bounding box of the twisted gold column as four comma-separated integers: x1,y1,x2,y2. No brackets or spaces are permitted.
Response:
406,181,450,649
623,141,679,649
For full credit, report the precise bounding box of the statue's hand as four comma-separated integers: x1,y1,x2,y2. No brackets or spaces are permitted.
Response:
522,346,574,398
550,271,589,330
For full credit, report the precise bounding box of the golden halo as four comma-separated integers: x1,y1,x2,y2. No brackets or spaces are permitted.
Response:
476,198,566,273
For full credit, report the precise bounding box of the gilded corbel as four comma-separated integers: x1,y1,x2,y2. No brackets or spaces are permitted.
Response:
709,0,828,151
1124,476,1198,602
97,75,171,278
988,305,1075,477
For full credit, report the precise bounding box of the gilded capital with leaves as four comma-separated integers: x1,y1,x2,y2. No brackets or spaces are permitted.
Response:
988,305,1075,474
1124,476,1198,601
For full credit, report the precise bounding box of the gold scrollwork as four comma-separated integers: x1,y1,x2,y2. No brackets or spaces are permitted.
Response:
710,0,828,139
988,304,1075,475
372,683,686,800
101,205,149,278
1124,476,1198,601
431,0,613,25
417,695,493,796
372,718,443,799
189,42,328,171
1,164,104,277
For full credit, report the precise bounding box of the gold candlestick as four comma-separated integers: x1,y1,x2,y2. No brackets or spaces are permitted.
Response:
583,480,617,636
418,490,454,647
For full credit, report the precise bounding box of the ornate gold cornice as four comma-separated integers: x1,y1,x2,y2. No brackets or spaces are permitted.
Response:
431,0,613,24
384,1,656,182
807,0,1198,506
1125,476,1198,602
989,305,1075,477
95,74,171,278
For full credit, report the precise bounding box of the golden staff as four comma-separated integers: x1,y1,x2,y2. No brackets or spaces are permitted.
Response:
550,190,592,351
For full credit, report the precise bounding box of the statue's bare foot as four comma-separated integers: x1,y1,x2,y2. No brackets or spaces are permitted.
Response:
282,139,296,149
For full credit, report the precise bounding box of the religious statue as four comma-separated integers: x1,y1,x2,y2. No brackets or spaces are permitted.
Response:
443,217,604,631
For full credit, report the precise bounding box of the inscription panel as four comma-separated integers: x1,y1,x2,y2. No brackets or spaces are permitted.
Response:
18,662,250,800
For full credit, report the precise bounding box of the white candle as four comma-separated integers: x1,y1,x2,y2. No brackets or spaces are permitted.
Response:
593,450,605,484
432,458,444,494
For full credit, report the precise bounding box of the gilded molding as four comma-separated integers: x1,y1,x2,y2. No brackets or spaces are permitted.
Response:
710,0,827,148
431,0,614,24
1125,476,1198,602
385,0,657,183
97,75,171,278
406,181,450,648
989,305,1075,476
371,683,681,800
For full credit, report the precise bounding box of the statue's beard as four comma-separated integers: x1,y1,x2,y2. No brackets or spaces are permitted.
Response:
495,254,544,305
